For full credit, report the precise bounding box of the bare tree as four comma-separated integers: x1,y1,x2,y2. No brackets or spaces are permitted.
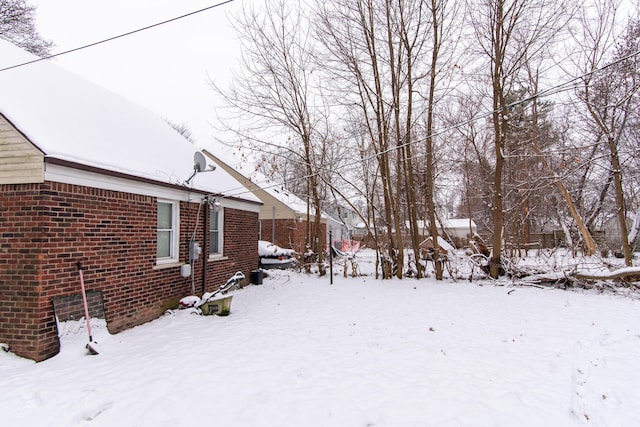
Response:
165,119,195,144
0,0,52,56
445,93,495,238
572,1,638,265
467,0,573,278
421,0,462,279
211,0,329,270
316,0,442,279
316,0,397,278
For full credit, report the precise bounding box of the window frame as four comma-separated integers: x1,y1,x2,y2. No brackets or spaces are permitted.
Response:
209,206,224,259
156,199,180,265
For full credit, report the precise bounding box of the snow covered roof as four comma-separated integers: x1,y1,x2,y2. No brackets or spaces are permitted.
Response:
0,40,259,203
264,182,309,215
239,167,308,214
206,149,312,215
403,219,476,232
420,236,455,253
443,218,477,229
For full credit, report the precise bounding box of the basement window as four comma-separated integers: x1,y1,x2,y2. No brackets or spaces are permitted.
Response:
157,200,179,264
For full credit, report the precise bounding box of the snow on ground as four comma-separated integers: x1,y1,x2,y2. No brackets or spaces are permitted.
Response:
1,250,640,426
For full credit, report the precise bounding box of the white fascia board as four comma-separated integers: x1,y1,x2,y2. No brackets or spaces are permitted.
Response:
221,197,261,214
44,162,260,214
45,162,187,200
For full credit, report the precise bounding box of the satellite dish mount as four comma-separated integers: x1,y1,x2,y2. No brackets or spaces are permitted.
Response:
185,151,216,184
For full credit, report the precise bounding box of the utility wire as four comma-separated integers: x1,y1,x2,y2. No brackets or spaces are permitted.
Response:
0,0,236,73
2,0,635,203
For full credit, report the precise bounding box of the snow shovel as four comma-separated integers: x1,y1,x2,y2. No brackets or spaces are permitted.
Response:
77,262,99,355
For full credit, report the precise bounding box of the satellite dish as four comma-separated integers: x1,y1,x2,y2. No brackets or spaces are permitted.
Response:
185,151,216,185
194,152,207,172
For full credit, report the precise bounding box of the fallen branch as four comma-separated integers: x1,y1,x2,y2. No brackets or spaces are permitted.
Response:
574,267,640,283
520,266,640,289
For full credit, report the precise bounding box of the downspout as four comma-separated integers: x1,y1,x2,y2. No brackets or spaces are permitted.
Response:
189,201,203,294
202,202,209,293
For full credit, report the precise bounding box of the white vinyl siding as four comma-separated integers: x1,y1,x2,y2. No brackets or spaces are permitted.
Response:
0,114,44,184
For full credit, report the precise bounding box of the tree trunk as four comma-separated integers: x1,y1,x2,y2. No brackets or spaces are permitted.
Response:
607,136,632,266
385,0,405,279
426,0,443,280
490,86,505,276
555,181,597,256
488,0,507,279
529,93,597,256
629,210,640,248
490,127,505,279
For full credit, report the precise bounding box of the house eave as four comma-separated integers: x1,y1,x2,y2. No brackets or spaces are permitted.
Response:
44,157,262,210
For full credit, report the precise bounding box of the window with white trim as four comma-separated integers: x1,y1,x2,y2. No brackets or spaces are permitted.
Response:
209,207,223,256
157,200,179,263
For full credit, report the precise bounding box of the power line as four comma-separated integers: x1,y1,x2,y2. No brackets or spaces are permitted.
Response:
0,0,236,73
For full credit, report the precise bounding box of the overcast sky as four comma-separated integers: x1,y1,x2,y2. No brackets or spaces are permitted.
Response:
34,0,242,148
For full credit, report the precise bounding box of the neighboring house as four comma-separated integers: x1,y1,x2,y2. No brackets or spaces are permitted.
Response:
352,221,373,242
322,202,359,242
204,151,326,255
0,40,262,361
399,218,477,248
322,203,369,252
324,214,345,248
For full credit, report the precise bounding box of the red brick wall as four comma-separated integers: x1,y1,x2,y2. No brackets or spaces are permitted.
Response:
209,207,260,290
0,183,59,360
260,219,326,256
0,182,258,361
260,218,304,253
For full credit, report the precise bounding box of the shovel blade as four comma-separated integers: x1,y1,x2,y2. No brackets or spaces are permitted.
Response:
86,341,100,355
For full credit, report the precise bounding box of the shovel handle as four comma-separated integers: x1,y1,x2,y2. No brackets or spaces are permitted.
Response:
77,262,93,339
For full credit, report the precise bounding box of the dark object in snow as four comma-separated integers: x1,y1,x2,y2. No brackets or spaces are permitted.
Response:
77,262,99,355
250,269,263,285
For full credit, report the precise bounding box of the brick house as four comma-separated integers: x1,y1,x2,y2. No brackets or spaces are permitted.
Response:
0,40,262,361
204,150,326,256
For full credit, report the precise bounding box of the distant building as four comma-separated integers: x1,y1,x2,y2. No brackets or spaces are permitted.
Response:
405,218,477,248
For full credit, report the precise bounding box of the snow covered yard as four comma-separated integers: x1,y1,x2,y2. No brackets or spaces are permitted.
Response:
1,252,640,426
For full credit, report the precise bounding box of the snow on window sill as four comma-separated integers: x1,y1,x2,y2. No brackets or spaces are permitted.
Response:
208,254,228,262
